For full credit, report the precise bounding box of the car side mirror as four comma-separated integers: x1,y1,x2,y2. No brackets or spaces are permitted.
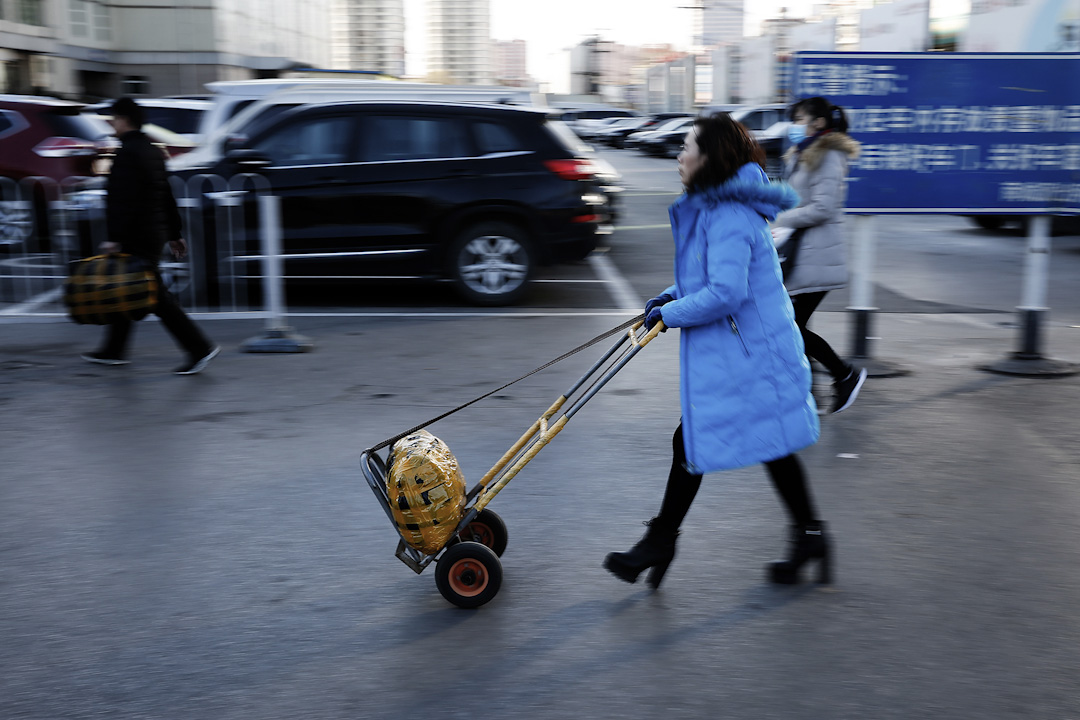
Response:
225,148,272,169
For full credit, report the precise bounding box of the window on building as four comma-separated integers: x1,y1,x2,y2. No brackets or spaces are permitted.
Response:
93,2,112,42
121,76,150,96
18,0,46,26
364,115,468,161
69,0,89,38
253,116,353,167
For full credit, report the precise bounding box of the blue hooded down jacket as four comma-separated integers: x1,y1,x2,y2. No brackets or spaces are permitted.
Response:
658,163,820,473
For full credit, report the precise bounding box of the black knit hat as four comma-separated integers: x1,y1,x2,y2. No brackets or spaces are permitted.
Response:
109,97,144,128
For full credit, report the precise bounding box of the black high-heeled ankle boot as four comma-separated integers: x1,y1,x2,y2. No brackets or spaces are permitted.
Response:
603,518,679,589
768,521,832,585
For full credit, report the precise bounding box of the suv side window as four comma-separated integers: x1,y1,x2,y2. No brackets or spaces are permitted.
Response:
252,116,353,166
473,121,523,154
364,115,467,161
740,111,765,131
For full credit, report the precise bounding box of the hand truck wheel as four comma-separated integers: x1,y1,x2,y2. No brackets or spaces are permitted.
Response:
453,508,508,557
435,541,503,609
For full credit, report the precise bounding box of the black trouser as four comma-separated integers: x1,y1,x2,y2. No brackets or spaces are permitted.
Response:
790,291,850,381
657,424,818,529
100,274,211,360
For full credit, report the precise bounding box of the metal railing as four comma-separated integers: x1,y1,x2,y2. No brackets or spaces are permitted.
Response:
0,174,272,320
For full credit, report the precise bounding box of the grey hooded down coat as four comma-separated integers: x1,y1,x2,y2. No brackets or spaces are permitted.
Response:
772,132,861,296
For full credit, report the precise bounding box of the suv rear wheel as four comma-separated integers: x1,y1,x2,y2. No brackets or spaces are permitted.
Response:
449,220,533,306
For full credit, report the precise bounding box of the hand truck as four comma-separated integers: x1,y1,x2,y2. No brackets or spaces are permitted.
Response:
361,318,665,608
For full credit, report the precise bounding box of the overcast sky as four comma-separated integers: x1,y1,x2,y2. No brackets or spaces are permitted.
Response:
403,0,819,88
402,1,974,89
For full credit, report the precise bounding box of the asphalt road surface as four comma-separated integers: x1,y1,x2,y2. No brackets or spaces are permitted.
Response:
2,147,1080,719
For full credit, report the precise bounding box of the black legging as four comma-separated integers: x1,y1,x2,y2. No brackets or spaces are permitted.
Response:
658,424,818,530
790,291,849,381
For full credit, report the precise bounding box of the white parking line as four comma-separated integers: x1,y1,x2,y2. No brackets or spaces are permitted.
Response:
588,251,643,311
1,251,645,320
612,224,670,231
0,287,62,316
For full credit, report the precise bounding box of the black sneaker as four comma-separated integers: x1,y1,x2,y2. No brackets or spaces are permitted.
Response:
174,346,220,375
831,367,867,414
81,353,130,366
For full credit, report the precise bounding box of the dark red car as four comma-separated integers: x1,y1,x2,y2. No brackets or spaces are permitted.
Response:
0,95,107,183
0,95,109,249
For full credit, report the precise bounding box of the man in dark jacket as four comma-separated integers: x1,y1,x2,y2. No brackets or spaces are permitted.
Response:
82,97,219,375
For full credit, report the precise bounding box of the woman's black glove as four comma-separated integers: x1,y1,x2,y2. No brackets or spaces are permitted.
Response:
646,306,665,331
644,292,674,317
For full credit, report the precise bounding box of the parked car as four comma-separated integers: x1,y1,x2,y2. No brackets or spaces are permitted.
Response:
594,117,652,147
0,95,107,183
965,215,1080,235
556,107,638,138
634,116,697,157
606,113,691,148
85,97,210,144
626,116,694,150
0,95,110,249
172,101,613,306
731,104,789,134
548,119,624,221
174,80,542,176
576,116,633,142
82,114,196,160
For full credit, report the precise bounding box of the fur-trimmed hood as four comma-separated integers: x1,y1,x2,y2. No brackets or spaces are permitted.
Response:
783,131,861,172
684,162,800,222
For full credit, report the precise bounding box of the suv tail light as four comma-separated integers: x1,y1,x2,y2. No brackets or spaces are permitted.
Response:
33,137,98,158
543,158,596,181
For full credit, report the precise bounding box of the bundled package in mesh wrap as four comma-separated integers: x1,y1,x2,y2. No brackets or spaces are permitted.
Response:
387,430,467,555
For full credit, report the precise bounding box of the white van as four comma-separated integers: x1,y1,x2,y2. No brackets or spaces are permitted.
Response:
172,79,542,172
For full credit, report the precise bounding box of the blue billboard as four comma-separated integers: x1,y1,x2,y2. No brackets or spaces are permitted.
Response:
791,52,1080,214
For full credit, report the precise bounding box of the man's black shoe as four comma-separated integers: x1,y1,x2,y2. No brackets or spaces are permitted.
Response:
81,353,130,366
174,346,220,375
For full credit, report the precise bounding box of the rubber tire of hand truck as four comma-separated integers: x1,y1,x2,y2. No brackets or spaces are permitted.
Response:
435,541,503,609
451,508,509,557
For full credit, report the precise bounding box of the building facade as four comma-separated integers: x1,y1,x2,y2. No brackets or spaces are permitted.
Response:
426,0,491,85
694,0,745,48
491,38,526,86
569,36,655,103
330,0,405,77
0,0,332,100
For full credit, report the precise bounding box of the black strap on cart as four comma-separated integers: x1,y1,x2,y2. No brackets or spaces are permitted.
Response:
368,313,645,452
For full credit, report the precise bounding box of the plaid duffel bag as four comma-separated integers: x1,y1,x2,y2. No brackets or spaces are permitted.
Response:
63,253,158,325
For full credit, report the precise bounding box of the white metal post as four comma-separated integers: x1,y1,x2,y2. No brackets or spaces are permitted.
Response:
1017,215,1051,358
982,214,1076,376
259,194,284,331
849,214,876,358
240,194,312,353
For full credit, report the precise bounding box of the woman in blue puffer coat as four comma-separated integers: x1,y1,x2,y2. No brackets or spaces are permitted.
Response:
604,113,831,589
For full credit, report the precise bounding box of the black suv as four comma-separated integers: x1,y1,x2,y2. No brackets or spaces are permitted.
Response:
175,101,611,305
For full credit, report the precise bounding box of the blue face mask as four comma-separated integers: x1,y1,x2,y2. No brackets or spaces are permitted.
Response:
787,123,807,144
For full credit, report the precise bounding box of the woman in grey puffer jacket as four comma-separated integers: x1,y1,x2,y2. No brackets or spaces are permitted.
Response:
772,97,866,414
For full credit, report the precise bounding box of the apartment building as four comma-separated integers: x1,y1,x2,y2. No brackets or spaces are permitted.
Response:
426,0,491,85
694,0,745,48
491,38,526,87
0,0,332,99
330,0,405,77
